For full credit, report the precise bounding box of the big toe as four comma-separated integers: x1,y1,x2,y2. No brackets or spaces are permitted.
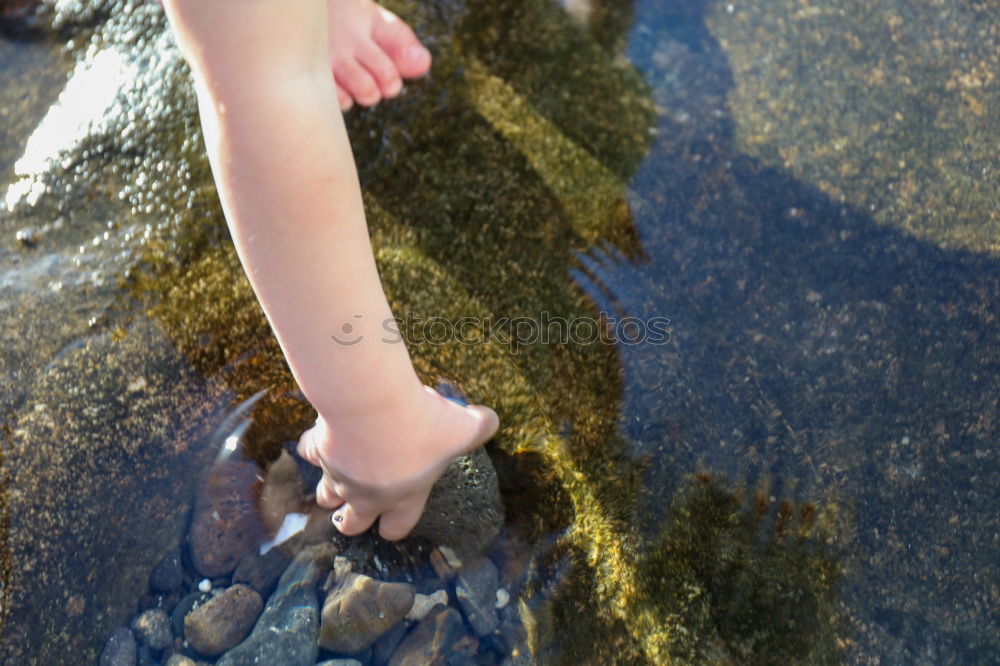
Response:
372,7,432,79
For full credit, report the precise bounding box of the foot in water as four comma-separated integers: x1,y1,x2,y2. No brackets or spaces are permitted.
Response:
327,0,433,110
298,384,499,541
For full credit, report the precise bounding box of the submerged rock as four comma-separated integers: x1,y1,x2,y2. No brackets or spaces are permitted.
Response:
454,557,500,636
388,605,465,666
318,571,415,654
99,627,137,666
130,608,172,651
187,456,266,578
232,547,291,598
149,548,184,594
216,552,321,666
411,447,504,561
183,584,262,657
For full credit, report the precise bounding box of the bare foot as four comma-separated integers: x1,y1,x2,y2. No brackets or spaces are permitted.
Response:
297,386,499,540
327,0,432,110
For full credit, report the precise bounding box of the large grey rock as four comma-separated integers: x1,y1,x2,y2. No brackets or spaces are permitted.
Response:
216,552,321,666
454,557,500,636
411,447,504,560
318,571,415,654
232,547,291,598
184,584,262,656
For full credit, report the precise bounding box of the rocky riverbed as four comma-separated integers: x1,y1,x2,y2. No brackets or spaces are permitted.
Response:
99,435,528,666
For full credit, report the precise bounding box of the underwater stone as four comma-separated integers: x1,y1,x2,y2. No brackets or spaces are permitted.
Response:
232,546,291,598
170,591,209,639
184,584,262,657
149,547,183,594
372,621,409,665
318,571,415,654
99,627,137,666
388,605,465,666
216,552,321,666
163,656,196,666
316,661,364,666
130,608,172,651
187,456,266,578
454,557,500,636
411,447,504,561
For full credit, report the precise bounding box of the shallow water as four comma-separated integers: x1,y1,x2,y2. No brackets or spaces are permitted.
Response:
1,0,997,663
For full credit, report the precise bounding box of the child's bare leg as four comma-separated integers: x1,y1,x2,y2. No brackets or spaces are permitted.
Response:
162,0,498,541
327,0,432,110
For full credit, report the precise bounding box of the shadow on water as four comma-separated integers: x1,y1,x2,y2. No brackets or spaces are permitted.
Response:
0,0,996,663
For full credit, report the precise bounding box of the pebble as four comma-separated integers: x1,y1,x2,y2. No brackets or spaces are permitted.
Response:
216,551,321,666
495,588,510,609
197,579,212,593
187,457,267,577
130,608,173,651
454,557,501,636
100,627,137,666
184,584,263,657
318,571,415,654
149,548,184,594
388,605,465,666
406,589,448,622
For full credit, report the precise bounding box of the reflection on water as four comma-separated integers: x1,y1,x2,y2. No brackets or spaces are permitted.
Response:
0,0,996,663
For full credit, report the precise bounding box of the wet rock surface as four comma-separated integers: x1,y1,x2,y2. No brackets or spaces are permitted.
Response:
187,457,267,578
454,557,500,637
183,584,262,657
149,548,184,594
388,605,465,666
412,447,505,561
318,571,415,654
231,546,290,598
216,552,322,666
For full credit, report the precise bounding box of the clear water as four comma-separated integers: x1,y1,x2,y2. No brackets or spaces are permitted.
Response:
1,0,996,663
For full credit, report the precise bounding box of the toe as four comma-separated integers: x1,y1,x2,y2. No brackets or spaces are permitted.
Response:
357,41,403,98
371,7,432,79
316,479,344,510
334,59,382,107
332,502,378,536
335,83,354,111
378,497,427,541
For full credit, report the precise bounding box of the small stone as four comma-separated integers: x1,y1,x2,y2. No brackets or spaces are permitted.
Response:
150,548,184,594
100,627,137,666
316,661,364,666
197,579,212,593
495,588,510,609
15,226,39,247
216,551,322,666
232,546,291,598
187,457,266,577
131,608,173,650
454,557,500,636
388,605,464,666
184,584,263,657
411,448,504,561
163,656,196,666
406,589,448,622
318,571,415,654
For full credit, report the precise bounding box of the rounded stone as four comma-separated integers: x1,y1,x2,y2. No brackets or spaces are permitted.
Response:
100,627,137,666
131,608,173,650
184,584,263,657
149,548,184,594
